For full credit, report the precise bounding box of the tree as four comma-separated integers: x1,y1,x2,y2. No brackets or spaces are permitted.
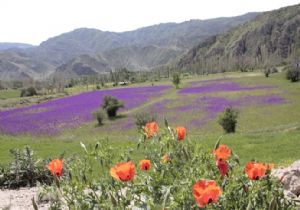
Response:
172,73,181,89
218,107,238,133
102,95,124,118
286,66,300,82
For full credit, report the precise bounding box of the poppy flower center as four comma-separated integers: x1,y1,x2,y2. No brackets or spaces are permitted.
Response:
255,176,259,180
208,198,213,204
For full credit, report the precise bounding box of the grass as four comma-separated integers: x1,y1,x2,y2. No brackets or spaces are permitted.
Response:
1,71,300,167
0,89,20,99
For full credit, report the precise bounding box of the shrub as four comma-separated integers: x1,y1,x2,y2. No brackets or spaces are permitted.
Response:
93,109,106,125
134,112,157,130
270,66,278,73
0,146,52,189
172,73,181,89
218,107,238,133
264,68,270,77
286,66,300,82
20,87,37,97
102,95,124,118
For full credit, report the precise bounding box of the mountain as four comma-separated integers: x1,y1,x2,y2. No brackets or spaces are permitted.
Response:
177,4,300,73
0,51,54,80
0,43,34,51
0,12,259,80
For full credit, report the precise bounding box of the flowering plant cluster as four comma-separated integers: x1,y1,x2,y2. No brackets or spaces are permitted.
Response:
45,121,295,209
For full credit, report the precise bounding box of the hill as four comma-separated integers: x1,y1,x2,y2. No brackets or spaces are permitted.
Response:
0,13,258,80
177,4,300,73
0,43,34,51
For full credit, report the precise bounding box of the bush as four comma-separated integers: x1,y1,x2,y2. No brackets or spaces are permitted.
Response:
218,107,238,133
270,66,278,73
134,112,157,130
264,68,270,77
102,95,124,118
0,146,52,189
20,87,37,97
93,109,106,125
172,73,181,89
286,66,300,82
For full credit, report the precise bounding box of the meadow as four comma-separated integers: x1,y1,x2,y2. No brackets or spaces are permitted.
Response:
0,71,300,165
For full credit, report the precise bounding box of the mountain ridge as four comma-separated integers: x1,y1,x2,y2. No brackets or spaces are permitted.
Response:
0,12,260,80
177,4,300,73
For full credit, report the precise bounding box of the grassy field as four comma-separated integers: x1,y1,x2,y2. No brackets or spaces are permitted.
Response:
0,71,300,166
0,89,20,99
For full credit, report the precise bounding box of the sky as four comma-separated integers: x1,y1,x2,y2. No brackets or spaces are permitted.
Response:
1,0,299,45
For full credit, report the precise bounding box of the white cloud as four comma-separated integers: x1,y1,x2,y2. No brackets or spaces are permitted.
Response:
0,0,299,45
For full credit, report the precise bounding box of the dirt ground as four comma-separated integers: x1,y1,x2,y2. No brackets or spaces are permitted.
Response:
0,187,49,210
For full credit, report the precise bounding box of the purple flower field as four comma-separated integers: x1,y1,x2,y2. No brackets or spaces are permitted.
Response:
179,80,274,94
0,78,287,136
147,80,286,129
0,85,171,135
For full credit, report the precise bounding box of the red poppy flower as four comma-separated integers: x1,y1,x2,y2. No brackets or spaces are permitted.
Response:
193,180,222,208
144,122,159,139
110,161,135,182
176,126,186,141
162,154,171,163
213,144,231,161
216,159,229,177
139,159,151,170
245,162,268,180
47,159,63,177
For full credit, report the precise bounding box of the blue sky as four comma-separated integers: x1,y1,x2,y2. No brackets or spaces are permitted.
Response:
1,0,299,45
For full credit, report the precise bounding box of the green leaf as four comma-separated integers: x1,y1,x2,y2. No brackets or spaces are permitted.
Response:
162,186,171,209
214,136,223,150
110,192,118,207
232,151,240,165
269,197,278,210
80,142,88,154
246,200,252,210
54,175,60,189
164,118,169,127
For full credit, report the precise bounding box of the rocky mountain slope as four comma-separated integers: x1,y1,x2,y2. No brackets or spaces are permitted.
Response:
177,4,300,73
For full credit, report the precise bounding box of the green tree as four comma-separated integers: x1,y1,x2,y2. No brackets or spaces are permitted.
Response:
102,95,124,118
172,73,181,89
218,107,238,133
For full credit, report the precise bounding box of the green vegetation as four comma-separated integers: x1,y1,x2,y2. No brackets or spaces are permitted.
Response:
218,107,238,133
0,89,20,99
0,72,299,167
38,125,294,209
102,95,124,118
20,87,37,97
286,66,300,82
93,109,106,125
172,72,181,89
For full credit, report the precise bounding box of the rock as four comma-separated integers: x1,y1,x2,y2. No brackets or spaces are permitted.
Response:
272,160,300,198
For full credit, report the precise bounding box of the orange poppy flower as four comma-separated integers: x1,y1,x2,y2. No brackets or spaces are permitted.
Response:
213,144,231,161
245,162,268,180
139,159,151,170
162,154,171,163
216,159,229,177
193,180,222,208
176,126,186,141
144,122,159,138
110,161,135,182
47,159,63,177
